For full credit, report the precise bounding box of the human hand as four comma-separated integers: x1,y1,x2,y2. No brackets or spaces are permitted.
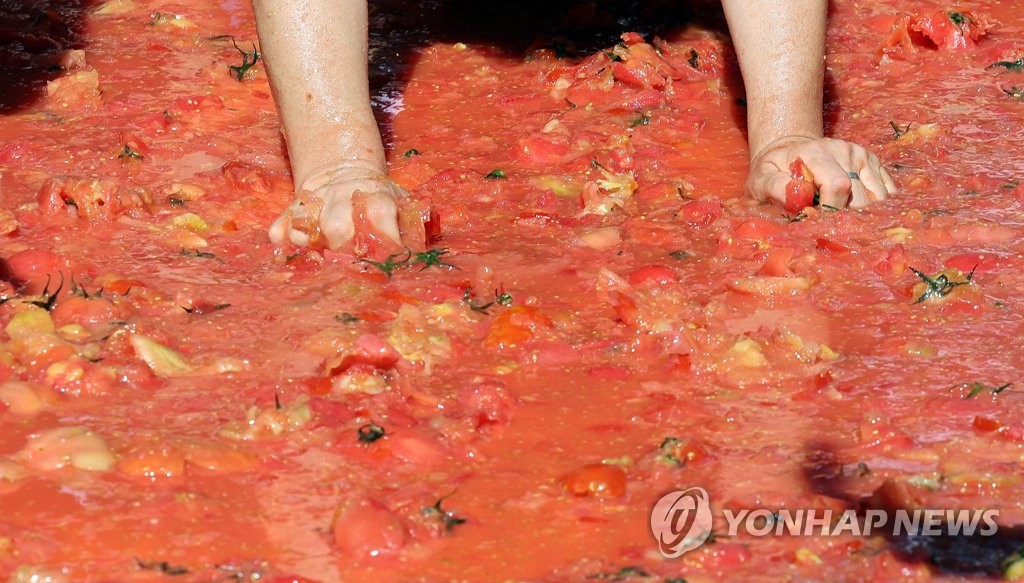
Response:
746,136,896,211
269,169,407,255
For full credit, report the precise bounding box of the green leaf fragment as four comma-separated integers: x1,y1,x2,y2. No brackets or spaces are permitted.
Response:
630,114,650,127
335,312,360,324
180,249,220,261
411,248,457,270
962,382,1010,399
135,558,189,575
357,423,386,443
495,291,513,307
910,265,975,304
988,58,1024,71
28,273,64,312
603,50,623,62
119,144,144,160
586,566,651,580
890,121,912,140
422,493,466,532
360,249,411,280
687,49,699,69
463,288,512,314
360,247,456,279
228,39,260,81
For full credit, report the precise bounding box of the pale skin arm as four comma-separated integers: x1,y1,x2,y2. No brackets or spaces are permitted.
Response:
721,0,896,207
254,0,403,250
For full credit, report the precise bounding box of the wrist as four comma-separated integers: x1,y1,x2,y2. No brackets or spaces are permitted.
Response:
749,132,821,162
297,160,388,193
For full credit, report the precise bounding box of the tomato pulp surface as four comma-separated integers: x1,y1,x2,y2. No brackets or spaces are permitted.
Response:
1,0,1024,581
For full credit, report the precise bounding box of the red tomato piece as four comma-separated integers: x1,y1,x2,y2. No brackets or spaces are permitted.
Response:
679,198,723,226
560,463,627,499
484,306,553,348
943,252,999,274
332,498,407,559
734,218,783,240
2,249,74,294
325,334,402,376
627,265,679,285
973,416,1004,433
874,245,908,278
783,159,815,213
816,237,851,254
221,160,272,193
458,382,518,427
611,292,641,328
51,296,116,328
514,134,570,167
757,248,795,277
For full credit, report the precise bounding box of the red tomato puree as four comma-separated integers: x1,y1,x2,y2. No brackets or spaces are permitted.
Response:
1,0,1024,581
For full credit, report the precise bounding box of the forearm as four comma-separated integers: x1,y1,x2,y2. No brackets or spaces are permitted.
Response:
721,0,827,160
253,0,385,189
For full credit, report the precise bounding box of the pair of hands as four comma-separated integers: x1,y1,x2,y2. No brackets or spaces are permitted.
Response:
269,137,896,251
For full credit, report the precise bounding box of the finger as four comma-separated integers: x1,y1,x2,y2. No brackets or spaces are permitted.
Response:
287,226,311,247
752,171,790,205
364,191,402,246
849,178,872,208
268,211,291,245
880,165,898,194
745,158,789,204
802,153,853,208
320,196,355,250
269,207,309,246
856,169,887,207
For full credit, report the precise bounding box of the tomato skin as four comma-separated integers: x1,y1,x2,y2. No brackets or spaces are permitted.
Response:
973,416,1003,433
332,498,407,559
284,249,325,274
858,420,913,451
679,198,723,226
51,296,116,328
815,237,851,254
783,159,815,213
385,432,446,465
221,160,273,193
734,218,782,240
103,278,145,295
874,245,908,278
484,306,553,348
757,248,795,277
627,265,678,286
325,334,402,376
560,463,628,498
944,252,999,274
118,130,149,158
3,249,73,294
116,360,164,391
458,382,518,427
514,134,570,167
